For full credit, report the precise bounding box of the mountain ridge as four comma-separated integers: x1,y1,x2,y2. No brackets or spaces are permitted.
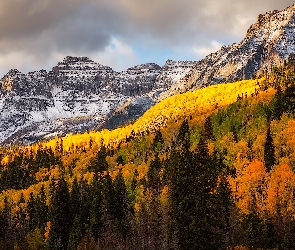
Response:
2,4,295,144
0,56,195,144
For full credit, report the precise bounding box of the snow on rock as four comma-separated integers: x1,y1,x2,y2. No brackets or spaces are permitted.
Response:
0,56,193,144
184,4,295,90
2,4,295,144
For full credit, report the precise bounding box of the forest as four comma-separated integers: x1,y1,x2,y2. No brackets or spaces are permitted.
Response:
1,55,295,249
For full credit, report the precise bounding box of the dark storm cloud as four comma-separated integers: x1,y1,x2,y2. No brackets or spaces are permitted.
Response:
0,0,294,74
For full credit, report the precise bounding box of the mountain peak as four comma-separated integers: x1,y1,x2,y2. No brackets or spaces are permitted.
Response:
183,4,295,89
246,5,295,39
63,56,92,63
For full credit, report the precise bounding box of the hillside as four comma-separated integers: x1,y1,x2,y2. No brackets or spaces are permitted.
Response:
0,57,195,145
2,5,295,145
3,61,295,249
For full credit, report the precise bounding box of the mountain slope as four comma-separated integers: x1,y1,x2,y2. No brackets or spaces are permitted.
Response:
182,4,295,90
0,57,195,144
2,4,295,145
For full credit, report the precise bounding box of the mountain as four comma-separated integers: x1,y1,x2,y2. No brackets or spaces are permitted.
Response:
2,4,295,145
0,56,195,144
181,4,295,91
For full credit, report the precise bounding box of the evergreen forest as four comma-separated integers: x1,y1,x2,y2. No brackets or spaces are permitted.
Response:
2,56,295,249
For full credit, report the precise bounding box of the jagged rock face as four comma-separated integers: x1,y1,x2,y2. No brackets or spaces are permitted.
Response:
0,57,194,144
2,4,295,145
184,4,295,90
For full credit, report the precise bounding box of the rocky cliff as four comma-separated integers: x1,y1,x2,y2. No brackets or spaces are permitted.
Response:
0,56,195,144
182,4,295,91
2,4,295,144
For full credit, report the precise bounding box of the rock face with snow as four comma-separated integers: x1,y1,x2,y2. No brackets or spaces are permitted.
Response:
0,56,194,144
2,4,295,144
182,4,295,91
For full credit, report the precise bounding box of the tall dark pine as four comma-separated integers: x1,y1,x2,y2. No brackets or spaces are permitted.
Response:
36,184,48,234
169,120,197,249
203,116,215,141
169,119,230,250
152,130,164,152
113,171,130,238
102,173,116,229
264,126,275,172
48,177,71,250
147,154,162,194
89,175,103,240
88,144,108,174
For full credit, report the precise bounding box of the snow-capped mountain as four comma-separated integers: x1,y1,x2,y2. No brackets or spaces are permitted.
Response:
0,56,194,144
180,4,295,92
2,4,295,145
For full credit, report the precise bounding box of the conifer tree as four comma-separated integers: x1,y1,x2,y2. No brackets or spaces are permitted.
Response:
147,153,161,194
102,173,116,230
88,144,108,174
89,174,103,240
48,177,71,250
203,116,215,141
27,192,36,231
113,171,130,238
264,126,275,172
35,185,48,234
152,130,164,152
67,216,82,250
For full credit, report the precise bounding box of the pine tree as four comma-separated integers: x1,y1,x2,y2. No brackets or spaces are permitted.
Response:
203,116,215,141
147,154,161,194
169,120,197,249
48,177,71,250
89,175,103,240
88,144,108,174
69,178,80,227
152,130,164,152
169,120,229,249
102,173,116,230
113,171,130,238
27,192,36,231
264,126,275,172
35,185,48,234
67,216,82,250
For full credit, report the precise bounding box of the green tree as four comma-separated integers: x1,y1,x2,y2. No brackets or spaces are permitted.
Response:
147,154,162,194
48,177,71,250
88,145,108,174
89,175,103,240
152,130,164,152
264,126,275,172
67,216,82,250
113,171,131,238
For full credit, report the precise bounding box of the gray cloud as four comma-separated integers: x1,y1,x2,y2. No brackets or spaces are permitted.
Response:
0,0,294,75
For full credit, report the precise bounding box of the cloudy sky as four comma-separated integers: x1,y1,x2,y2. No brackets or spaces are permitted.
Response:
0,0,294,76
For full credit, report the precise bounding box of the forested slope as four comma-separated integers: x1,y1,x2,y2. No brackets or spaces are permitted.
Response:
1,58,295,249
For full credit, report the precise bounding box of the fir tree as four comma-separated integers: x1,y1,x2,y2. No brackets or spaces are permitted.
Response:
67,216,82,250
113,171,131,238
89,175,103,240
147,153,162,194
48,177,71,250
264,126,275,172
152,130,164,152
88,144,108,174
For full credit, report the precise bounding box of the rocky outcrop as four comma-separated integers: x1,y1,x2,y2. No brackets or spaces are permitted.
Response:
183,4,295,90
0,57,194,144
2,4,295,145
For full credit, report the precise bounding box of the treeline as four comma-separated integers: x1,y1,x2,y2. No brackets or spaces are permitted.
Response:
0,120,231,250
3,56,295,249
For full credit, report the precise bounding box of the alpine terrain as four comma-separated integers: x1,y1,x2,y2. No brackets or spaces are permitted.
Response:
2,4,295,144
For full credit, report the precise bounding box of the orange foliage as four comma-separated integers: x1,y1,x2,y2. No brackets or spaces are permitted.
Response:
230,159,266,214
266,164,295,217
